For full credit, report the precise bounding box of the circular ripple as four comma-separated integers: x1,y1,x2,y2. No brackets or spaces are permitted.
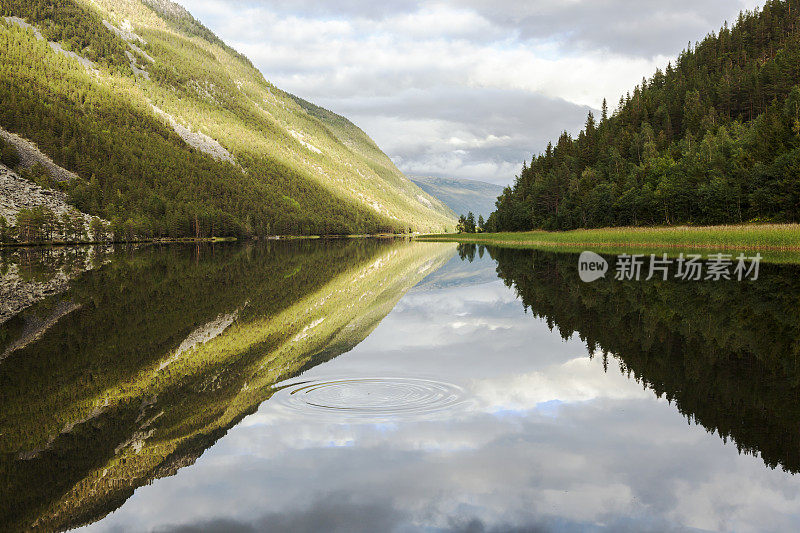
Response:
272,377,469,421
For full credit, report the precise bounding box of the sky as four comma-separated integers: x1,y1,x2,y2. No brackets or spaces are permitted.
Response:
175,0,764,185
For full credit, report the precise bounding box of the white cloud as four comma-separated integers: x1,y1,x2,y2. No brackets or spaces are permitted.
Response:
470,356,651,412
174,0,766,183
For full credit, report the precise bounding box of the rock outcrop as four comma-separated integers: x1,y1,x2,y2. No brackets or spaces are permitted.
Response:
0,125,79,183
150,105,236,163
0,164,107,240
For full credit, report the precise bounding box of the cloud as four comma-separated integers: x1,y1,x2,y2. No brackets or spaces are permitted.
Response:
327,87,592,181
203,0,423,20
157,495,408,533
174,0,766,184
458,0,765,57
469,356,651,412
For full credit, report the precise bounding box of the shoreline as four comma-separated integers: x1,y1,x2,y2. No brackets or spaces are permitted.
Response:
0,233,418,249
415,224,800,264
416,224,800,251
0,237,238,248
416,236,800,252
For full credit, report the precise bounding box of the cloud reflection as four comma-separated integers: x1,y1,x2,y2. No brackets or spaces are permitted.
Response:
81,253,800,533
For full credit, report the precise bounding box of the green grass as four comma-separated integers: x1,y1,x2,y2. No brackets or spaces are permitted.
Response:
418,224,800,263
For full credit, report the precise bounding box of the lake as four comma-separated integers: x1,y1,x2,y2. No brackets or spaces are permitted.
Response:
1,240,799,532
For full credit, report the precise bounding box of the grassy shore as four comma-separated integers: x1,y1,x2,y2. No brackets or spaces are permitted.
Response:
418,224,800,249
417,224,800,262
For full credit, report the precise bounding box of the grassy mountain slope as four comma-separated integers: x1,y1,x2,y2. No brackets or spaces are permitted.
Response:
411,176,503,219
0,0,455,237
490,0,800,232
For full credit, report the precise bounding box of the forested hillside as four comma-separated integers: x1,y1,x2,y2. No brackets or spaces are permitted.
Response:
0,0,455,239
489,0,800,232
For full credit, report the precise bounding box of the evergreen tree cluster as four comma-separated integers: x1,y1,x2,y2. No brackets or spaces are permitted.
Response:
456,212,485,233
0,203,106,244
489,0,800,232
1,0,129,70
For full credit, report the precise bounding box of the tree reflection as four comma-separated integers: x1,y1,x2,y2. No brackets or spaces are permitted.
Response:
0,240,453,532
488,247,800,474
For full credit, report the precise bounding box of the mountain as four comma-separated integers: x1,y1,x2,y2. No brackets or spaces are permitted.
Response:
410,176,503,219
489,0,800,232
0,0,455,238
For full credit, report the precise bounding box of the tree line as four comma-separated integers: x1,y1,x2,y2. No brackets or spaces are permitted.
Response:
0,206,106,245
488,0,800,232
456,212,485,233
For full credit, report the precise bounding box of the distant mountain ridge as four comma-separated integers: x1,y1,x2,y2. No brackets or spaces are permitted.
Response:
0,0,455,238
410,176,503,219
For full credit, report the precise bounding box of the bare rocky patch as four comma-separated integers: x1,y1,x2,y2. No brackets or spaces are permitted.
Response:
103,19,154,80
151,104,236,164
0,164,107,239
0,126,79,183
126,50,151,80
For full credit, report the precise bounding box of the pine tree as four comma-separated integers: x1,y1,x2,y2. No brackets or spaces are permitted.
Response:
466,212,476,233
0,215,9,243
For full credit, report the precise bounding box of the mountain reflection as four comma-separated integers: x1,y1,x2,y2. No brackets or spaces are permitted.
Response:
0,240,454,532
483,244,800,474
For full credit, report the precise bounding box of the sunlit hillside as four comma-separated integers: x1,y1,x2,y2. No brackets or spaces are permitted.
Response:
0,0,456,237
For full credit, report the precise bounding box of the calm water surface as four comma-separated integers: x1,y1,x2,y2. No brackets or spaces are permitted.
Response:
1,241,800,532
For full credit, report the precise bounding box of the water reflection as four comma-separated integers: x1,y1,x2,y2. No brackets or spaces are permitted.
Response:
0,240,454,532
272,377,470,422
486,245,800,474
3,242,800,532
